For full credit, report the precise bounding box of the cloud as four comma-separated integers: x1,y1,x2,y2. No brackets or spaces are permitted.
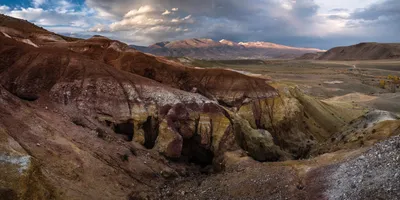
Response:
54,0,75,13
124,5,155,18
329,8,349,12
89,24,110,32
4,0,335,47
87,4,196,44
327,14,349,20
32,0,46,8
84,0,326,46
171,15,192,23
351,0,400,21
1,0,398,49
0,1,101,34
162,10,171,15
345,0,400,38
8,8,46,21
0,5,10,13
85,0,265,20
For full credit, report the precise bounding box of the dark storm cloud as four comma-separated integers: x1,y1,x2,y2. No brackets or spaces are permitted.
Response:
86,0,264,19
346,0,400,38
2,0,400,49
291,0,319,18
85,0,319,21
351,0,400,21
85,0,326,47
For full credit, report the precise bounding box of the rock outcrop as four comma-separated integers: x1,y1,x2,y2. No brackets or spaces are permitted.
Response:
0,30,284,164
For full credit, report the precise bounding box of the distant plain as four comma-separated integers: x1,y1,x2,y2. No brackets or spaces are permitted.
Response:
187,59,400,113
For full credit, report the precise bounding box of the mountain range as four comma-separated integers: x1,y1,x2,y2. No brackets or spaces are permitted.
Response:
131,38,324,60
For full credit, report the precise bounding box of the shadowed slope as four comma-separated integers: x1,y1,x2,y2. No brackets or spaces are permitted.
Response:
318,42,400,60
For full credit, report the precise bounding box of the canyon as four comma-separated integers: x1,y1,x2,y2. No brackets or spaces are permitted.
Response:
0,14,399,200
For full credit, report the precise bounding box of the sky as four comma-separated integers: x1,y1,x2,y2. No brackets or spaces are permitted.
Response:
0,0,399,49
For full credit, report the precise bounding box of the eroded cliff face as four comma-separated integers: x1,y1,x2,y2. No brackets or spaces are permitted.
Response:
0,34,277,164
0,113,55,200
0,19,399,200
1,32,361,164
0,32,287,163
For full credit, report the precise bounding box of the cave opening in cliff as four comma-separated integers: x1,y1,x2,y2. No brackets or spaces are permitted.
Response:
18,94,39,101
143,116,159,149
181,135,214,167
113,121,134,141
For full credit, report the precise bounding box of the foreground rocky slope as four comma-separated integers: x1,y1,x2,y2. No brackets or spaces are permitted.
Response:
0,14,399,200
131,38,323,60
161,134,400,200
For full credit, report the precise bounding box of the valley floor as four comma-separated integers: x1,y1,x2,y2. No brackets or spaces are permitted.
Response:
189,59,400,113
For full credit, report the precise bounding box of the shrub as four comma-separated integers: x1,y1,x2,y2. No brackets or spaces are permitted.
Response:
96,128,106,139
379,80,386,89
120,154,129,162
388,75,399,81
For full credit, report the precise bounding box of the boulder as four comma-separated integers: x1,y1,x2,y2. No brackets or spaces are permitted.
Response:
154,119,183,158
231,114,289,161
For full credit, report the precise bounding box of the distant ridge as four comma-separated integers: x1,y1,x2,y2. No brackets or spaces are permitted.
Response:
0,14,78,42
296,52,324,60
130,38,323,60
297,42,400,60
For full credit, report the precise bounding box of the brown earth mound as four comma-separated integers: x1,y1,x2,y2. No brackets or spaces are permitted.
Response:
296,52,324,60
318,42,400,60
0,14,78,45
47,35,278,107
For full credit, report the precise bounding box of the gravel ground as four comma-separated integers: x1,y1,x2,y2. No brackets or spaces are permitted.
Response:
325,135,400,200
